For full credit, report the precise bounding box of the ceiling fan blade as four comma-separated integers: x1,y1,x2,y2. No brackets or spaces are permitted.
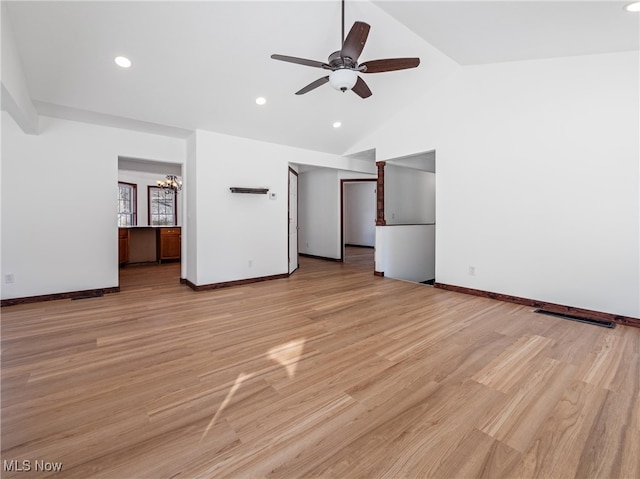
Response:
295,76,330,95
341,21,370,63
352,76,372,99
361,58,420,73
271,54,332,70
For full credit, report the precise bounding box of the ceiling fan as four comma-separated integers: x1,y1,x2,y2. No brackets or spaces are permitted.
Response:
270,0,420,98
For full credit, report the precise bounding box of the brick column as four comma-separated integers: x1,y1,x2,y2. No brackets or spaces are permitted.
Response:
376,161,386,226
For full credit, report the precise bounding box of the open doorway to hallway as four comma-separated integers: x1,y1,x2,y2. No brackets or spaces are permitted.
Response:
341,179,376,267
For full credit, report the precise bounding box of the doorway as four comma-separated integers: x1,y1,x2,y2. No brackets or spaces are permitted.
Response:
341,179,376,267
117,157,184,290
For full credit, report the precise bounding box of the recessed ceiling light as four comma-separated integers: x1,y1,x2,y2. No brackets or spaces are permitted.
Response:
333,121,342,128
255,97,266,106
625,2,640,12
114,56,132,68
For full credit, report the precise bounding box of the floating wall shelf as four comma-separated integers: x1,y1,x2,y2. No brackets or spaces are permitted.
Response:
229,187,269,194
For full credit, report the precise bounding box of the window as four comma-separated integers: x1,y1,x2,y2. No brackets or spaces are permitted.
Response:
117,182,137,226
148,186,177,226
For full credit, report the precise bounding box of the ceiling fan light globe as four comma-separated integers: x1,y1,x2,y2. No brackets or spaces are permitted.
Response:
329,69,358,92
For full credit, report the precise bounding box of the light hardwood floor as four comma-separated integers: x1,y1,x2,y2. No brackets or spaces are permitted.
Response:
343,245,375,266
1,254,639,478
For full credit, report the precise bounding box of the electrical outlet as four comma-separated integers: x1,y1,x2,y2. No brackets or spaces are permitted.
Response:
468,266,476,276
4,273,14,283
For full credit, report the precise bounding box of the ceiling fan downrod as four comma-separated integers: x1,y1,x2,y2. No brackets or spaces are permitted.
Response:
341,0,345,46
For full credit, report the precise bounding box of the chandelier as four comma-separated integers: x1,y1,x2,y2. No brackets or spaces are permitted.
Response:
157,175,182,194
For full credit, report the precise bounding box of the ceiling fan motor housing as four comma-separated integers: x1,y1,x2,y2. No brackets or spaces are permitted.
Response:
329,68,358,92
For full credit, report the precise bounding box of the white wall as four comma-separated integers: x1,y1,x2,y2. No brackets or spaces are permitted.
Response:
347,51,640,318
189,131,288,285
1,113,185,299
117,170,184,226
185,133,197,282
385,166,435,224
344,181,376,247
376,225,435,283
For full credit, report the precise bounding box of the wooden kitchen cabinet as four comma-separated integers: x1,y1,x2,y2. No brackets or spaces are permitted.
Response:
118,228,130,265
157,227,181,262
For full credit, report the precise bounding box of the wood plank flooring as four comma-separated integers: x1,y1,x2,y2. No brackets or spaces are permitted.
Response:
1,252,639,478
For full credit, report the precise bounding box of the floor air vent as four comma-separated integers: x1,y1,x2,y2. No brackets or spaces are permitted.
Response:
534,309,615,328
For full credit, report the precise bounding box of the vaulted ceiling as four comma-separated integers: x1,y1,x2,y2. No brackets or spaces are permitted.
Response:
4,1,638,155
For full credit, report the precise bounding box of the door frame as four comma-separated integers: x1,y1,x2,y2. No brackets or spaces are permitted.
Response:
288,167,299,274
340,178,377,262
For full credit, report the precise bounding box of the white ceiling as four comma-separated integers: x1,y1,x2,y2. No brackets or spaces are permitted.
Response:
5,1,638,156
374,1,639,65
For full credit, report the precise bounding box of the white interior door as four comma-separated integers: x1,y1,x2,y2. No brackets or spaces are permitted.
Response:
289,169,298,274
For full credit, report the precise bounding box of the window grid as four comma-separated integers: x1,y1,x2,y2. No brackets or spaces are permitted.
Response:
148,186,177,226
118,182,137,226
